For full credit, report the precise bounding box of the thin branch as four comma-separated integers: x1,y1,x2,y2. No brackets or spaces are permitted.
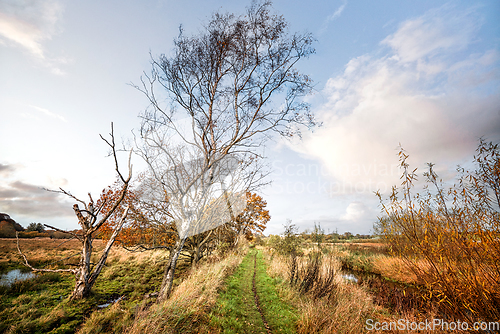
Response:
121,245,171,252
57,236,78,248
44,224,83,242
99,122,133,184
44,187,87,209
16,232,77,274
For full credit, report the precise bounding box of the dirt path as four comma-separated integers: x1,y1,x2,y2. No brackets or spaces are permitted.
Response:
209,249,297,333
253,252,272,333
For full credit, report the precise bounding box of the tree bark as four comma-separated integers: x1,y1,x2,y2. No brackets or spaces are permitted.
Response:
71,236,93,299
70,206,129,300
192,244,201,268
158,236,186,301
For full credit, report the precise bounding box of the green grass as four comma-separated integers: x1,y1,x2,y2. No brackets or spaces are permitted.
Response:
1,247,299,333
0,254,167,333
210,249,297,334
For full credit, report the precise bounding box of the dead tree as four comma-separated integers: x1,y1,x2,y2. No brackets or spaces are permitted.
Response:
17,123,132,300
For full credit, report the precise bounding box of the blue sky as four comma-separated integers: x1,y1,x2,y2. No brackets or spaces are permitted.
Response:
1,0,499,235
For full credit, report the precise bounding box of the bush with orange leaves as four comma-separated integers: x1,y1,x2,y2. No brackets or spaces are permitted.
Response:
96,178,176,250
232,192,270,240
376,139,500,323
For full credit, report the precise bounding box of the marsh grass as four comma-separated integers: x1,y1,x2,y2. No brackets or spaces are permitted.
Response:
328,243,449,330
333,243,420,285
0,238,98,274
1,236,251,333
124,249,245,334
0,239,171,334
266,249,379,334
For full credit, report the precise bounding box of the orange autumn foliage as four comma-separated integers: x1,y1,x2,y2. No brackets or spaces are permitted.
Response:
376,140,500,323
96,180,176,249
232,192,270,240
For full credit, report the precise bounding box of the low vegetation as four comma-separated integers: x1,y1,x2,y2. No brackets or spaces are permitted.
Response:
376,140,500,323
209,248,297,333
1,142,498,333
1,233,496,333
0,240,167,333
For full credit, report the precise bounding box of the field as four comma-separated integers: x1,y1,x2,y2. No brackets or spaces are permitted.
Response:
0,237,496,333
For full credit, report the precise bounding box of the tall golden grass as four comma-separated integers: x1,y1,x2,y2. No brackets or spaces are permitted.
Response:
122,249,245,334
0,238,105,269
266,250,381,333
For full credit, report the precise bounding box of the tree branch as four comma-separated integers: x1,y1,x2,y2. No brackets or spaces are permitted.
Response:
16,232,77,274
44,224,83,242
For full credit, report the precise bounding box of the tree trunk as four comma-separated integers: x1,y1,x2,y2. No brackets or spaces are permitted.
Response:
190,230,213,268
70,206,129,300
192,244,201,268
158,237,186,301
71,235,93,300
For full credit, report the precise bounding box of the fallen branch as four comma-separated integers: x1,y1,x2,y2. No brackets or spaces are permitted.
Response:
16,232,77,274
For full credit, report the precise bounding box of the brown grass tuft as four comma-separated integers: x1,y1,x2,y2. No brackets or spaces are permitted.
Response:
124,250,245,334
266,250,381,334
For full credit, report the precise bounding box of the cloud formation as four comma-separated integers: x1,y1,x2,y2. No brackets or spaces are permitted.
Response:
294,4,500,195
29,105,67,122
296,201,376,234
0,168,73,220
0,163,15,177
382,4,480,64
0,0,65,73
319,0,347,34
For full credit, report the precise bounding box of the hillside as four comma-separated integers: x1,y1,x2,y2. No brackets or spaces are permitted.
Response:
0,213,24,238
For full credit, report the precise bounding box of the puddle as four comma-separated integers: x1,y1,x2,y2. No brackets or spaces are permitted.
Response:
342,273,359,283
98,296,124,308
0,269,36,287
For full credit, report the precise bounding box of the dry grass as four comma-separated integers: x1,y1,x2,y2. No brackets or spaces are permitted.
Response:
348,242,388,249
0,237,159,272
372,256,419,284
266,250,383,334
0,237,96,252
265,249,453,334
123,249,246,334
0,237,106,271
76,300,135,334
330,243,423,285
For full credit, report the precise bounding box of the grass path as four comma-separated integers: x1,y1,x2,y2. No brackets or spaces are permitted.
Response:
209,249,297,333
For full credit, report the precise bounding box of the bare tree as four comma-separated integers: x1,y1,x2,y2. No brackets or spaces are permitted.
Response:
137,132,251,299
17,123,132,300
134,1,316,301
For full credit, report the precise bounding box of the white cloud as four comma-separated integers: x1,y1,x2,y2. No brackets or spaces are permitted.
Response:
0,0,65,73
319,0,346,34
292,4,500,196
381,4,480,63
341,201,369,221
29,105,67,122
327,1,346,21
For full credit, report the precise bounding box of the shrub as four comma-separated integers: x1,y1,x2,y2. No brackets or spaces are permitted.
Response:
375,140,500,322
26,223,45,233
18,231,51,238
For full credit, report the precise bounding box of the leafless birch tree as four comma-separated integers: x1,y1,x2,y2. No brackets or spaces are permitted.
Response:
133,0,316,301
